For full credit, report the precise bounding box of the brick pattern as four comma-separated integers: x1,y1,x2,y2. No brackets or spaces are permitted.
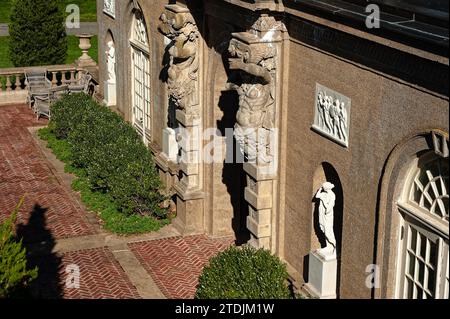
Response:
29,247,141,299
130,235,234,299
0,104,96,240
0,105,237,299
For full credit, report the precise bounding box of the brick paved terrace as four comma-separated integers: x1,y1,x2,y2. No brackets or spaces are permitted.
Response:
130,235,234,299
0,104,235,299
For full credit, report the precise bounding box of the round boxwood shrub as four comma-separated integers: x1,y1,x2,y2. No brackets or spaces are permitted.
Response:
195,245,291,299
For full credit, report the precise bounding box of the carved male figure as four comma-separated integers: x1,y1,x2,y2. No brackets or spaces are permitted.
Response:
338,102,348,142
228,40,276,163
159,10,199,113
315,182,337,257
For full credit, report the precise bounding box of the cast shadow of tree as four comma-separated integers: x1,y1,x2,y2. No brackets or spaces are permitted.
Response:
16,204,63,299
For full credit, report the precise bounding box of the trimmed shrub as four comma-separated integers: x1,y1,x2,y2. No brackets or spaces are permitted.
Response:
49,94,167,219
0,198,38,298
195,245,291,299
9,0,67,67
50,93,98,139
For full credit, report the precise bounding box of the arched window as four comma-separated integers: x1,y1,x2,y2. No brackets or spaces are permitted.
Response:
130,9,151,144
396,153,449,299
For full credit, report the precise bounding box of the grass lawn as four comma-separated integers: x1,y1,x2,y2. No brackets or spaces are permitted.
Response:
0,36,11,68
0,0,12,23
0,0,97,23
0,35,98,68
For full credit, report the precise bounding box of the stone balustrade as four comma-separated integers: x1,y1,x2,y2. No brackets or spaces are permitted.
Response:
0,64,83,91
0,64,96,106
1,34,98,105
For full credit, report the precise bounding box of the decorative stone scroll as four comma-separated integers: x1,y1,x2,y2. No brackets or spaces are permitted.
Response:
103,0,115,18
228,15,285,249
312,83,351,147
159,5,200,117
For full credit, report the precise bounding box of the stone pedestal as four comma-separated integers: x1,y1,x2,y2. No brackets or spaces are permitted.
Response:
173,196,204,236
304,250,337,299
103,80,116,106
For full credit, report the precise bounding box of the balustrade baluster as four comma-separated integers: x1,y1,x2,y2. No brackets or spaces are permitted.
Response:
15,74,21,90
6,75,12,91
52,71,58,87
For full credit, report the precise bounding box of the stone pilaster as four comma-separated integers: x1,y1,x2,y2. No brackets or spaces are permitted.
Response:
159,4,204,235
228,15,286,250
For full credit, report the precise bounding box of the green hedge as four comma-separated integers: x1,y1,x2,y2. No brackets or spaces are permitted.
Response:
49,93,167,219
195,245,291,299
0,198,38,298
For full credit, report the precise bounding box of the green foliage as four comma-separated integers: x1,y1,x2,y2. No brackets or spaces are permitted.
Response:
0,36,12,69
0,0,13,23
62,0,97,22
38,94,169,233
195,245,291,299
0,198,38,298
0,35,98,69
0,0,98,23
72,177,168,234
9,0,67,67
49,93,97,139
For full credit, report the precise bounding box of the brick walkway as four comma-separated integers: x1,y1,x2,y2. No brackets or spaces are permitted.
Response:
0,104,96,239
0,104,236,299
130,236,234,299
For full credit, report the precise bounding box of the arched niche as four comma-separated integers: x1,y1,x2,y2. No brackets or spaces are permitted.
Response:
310,162,344,296
103,29,117,107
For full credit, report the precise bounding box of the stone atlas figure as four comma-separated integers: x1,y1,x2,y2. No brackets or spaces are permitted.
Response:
315,181,337,257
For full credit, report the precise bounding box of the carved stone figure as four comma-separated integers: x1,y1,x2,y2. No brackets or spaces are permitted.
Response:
106,40,116,83
338,101,348,141
159,7,199,115
314,86,351,147
228,33,276,163
315,182,337,257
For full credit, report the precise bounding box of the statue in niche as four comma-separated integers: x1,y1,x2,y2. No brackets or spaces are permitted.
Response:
159,9,199,116
106,40,116,83
228,36,276,163
315,182,337,257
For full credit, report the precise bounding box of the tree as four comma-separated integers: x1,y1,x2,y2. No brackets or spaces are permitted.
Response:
0,197,38,298
9,0,67,67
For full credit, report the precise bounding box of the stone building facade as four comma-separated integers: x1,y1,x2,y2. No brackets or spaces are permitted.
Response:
97,0,449,298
